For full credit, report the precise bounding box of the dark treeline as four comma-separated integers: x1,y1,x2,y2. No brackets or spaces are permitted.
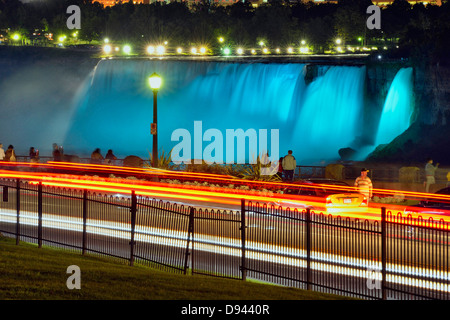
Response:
1,0,449,63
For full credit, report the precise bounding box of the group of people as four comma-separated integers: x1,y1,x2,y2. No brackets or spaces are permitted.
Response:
91,148,117,164
278,150,374,199
1,142,447,194
278,150,449,200
0,142,118,165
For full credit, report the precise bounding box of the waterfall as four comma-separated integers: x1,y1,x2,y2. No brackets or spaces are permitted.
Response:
0,57,414,164
63,59,309,161
375,67,414,146
292,66,366,162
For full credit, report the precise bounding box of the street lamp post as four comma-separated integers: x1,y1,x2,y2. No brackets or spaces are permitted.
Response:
148,73,162,168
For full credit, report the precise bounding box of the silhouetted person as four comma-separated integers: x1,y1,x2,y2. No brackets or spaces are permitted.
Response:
52,143,62,161
29,147,39,162
277,157,284,179
5,145,16,162
91,148,104,164
104,149,117,164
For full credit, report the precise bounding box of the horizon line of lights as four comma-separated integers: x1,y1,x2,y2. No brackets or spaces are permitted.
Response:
1,209,448,294
102,43,384,56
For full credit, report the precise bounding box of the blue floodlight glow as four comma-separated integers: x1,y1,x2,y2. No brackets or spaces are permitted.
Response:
56,61,414,165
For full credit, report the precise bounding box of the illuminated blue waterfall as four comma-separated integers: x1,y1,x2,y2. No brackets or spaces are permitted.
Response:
293,66,366,162
57,60,413,165
375,67,414,145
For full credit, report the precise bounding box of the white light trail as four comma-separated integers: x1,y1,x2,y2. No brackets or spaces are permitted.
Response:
1,209,448,293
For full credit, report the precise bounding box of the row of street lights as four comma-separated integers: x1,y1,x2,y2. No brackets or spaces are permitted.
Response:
103,43,383,57
102,37,372,57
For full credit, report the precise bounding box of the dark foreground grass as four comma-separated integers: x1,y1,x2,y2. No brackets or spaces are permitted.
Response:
0,235,352,301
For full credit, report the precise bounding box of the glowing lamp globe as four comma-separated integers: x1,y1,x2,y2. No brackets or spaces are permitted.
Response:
148,73,162,91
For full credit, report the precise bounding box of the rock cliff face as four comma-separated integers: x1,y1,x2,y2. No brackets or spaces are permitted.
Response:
414,63,450,126
366,60,450,126
366,61,450,165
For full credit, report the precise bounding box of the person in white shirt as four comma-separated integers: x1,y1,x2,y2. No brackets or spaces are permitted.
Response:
0,143,5,160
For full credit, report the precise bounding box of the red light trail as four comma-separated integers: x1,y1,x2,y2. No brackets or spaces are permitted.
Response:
1,161,450,225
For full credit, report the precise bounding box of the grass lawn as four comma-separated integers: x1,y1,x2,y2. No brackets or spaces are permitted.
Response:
0,235,352,301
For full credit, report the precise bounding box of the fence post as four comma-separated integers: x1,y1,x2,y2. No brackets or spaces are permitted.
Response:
3,186,8,202
306,207,312,290
381,207,387,300
184,207,195,275
37,181,43,248
82,189,87,255
240,199,247,281
15,179,20,245
129,190,137,266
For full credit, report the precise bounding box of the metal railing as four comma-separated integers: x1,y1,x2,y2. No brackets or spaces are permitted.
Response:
0,178,449,300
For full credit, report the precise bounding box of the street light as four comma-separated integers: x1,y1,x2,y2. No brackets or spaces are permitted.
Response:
123,44,131,55
12,33,20,45
148,72,162,168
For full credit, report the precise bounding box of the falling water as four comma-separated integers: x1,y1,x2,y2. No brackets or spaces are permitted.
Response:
63,59,373,164
0,57,415,164
375,67,414,146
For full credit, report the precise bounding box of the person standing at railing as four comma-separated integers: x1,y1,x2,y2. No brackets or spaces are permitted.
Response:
354,168,373,201
425,158,439,193
29,147,39,162
91,148,104,164
277,157,284,180
0,143,5,160
4,145,16,161
104,149,117,165
282,150,296,181
52,143,63,161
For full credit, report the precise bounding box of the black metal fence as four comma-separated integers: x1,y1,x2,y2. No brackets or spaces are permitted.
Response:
0,178,449,300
